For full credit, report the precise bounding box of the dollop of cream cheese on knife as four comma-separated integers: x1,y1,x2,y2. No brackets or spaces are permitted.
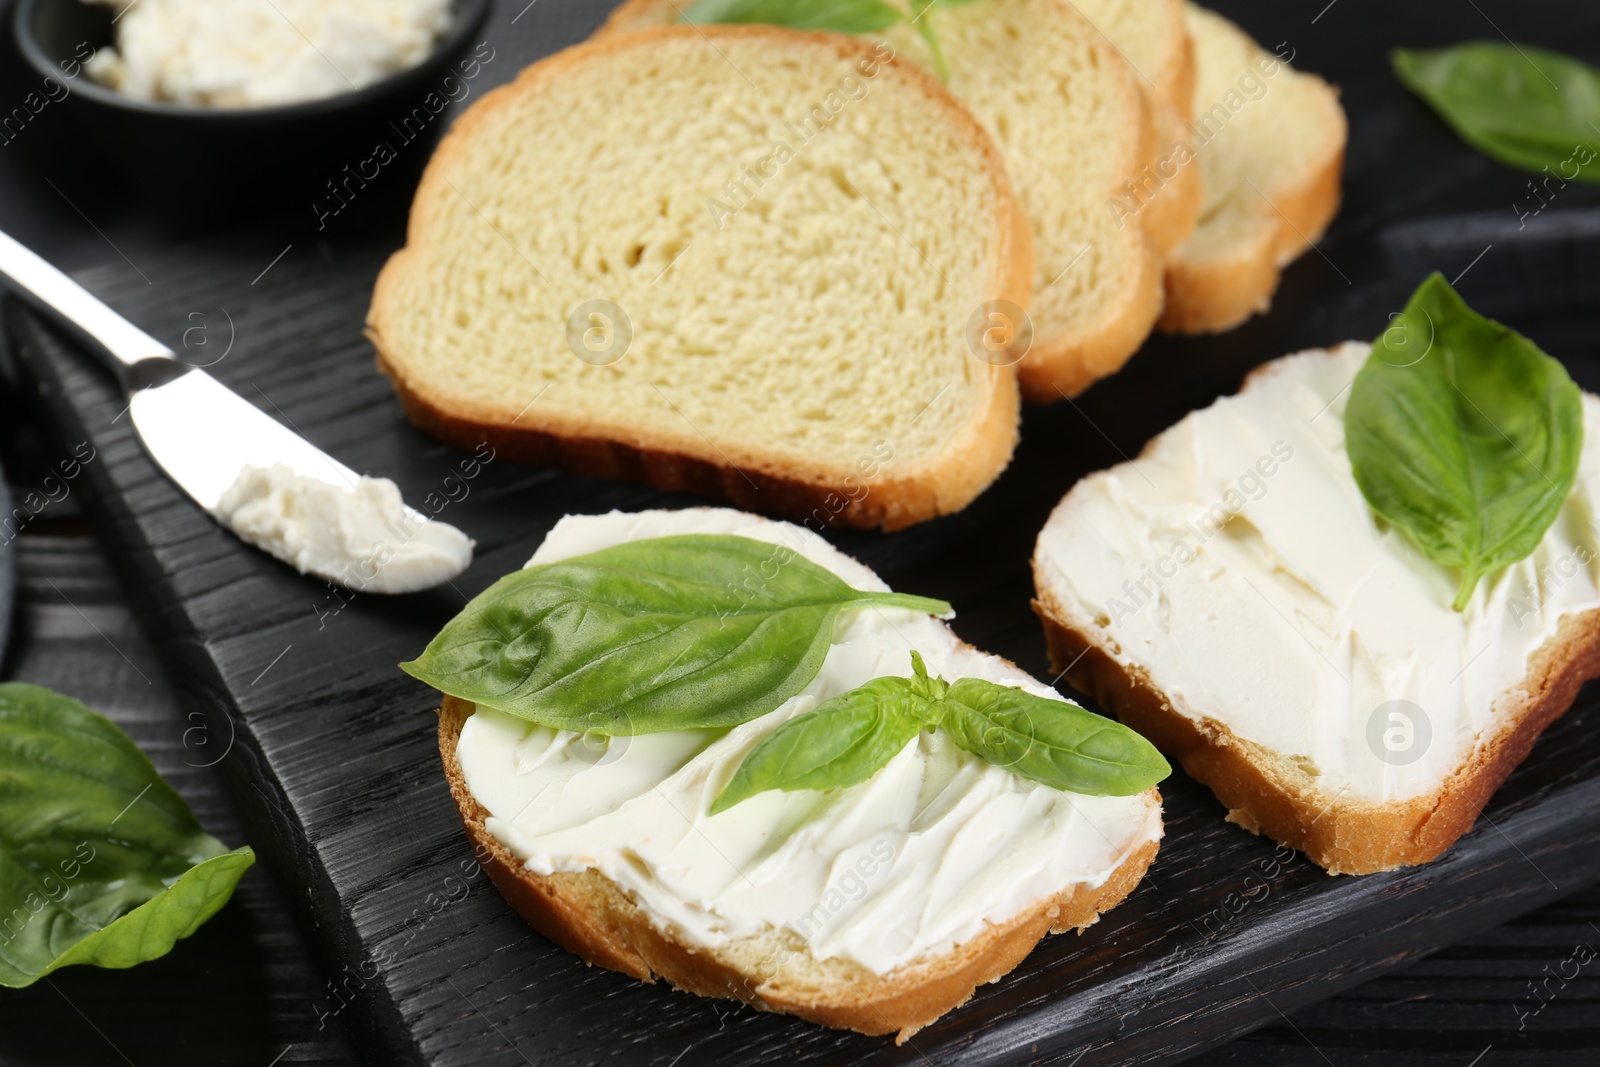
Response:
454,508,1162,976
214,464,473,594
1035,342,1600,806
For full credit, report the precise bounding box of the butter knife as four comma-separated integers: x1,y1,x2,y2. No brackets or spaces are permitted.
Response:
0,228,472,594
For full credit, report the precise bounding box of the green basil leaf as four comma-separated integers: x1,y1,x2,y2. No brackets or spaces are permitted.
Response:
0,683,254,988
679,0,978,83
905,649,947,703
1345,273,1584,610
909,0,951,82
939,677,1170,796
680,0,906,33
402,535,951,734
711,676,929,813
1392,44,1600,182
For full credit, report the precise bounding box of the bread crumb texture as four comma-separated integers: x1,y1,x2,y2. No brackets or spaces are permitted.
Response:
369,27,1028,528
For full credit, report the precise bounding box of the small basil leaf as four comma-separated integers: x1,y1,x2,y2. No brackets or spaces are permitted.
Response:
939,678,1170,796
402,535,952,734
1392,44,1600,182
1345,273,1584,610
0,683,254,988
907,649,948,703
711,676,928,813
680,0,907,33
909,0,951,82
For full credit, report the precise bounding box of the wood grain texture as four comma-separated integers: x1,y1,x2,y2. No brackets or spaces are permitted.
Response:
14,208,1600,1067
9,512,1600,1066
0,533,360,1066
5,1,1600,1064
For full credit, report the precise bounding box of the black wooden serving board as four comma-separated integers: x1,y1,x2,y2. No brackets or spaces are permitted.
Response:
10,1,1600,1064
0,467,13,662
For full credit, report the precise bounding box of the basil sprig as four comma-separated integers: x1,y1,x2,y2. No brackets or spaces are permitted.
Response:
1392,43,1600,182
0,684,254,987
402,535,951,734
681,0,905,33
1345,274,1584,610
679,0,983,81
712,652,1169,812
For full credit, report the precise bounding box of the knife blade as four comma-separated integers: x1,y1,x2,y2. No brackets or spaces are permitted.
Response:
128,364,362,512
0,228,472,594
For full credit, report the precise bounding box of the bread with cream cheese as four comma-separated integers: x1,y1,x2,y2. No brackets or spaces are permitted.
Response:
439,701,1158,1039
1032,346,1600,874
594,0,1163,400
433,508,1162,1039
1158,6,1346,334
368,28,1028,531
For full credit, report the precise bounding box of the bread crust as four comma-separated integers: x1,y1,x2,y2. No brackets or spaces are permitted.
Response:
1131,101,1205,257
378,350,1019,533
1157,38,1347,335
1014,223,1162,402
1158,135,1345,334
1116,0,1202,257
1032,546,1600,876
1130,0,1195,118
367,26,1030,532
991,4,1162,403
437,696,1160,1039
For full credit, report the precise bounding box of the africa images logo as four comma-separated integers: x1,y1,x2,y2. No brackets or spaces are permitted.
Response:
1366,699,1432,766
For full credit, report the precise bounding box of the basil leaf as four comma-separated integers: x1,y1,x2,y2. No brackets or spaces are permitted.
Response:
1392,44,1600,181
0,683,254,987
909,0,951,82
710,676,929,813
680,0,906,33
910,0,986,82
1345,273,1584,610
905,649,947,703
679,0,986,82
402,535,951,734
939,677,1170,796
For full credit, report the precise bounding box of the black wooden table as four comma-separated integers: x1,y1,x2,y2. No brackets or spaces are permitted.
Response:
7,350,1600,1067
4,1,1600,1064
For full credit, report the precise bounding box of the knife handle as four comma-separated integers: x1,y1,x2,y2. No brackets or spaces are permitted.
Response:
0,228,174,374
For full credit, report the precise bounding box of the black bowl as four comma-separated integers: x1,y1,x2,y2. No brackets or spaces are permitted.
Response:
13,0,491,216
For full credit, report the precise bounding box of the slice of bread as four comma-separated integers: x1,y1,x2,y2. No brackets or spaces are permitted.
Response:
1158,5,1347,334
595,0,1162,400
435,507,1163,1039
439,700,1159,1039
368,27,1030,531
1070,0,1204,255
1031,346,1600,874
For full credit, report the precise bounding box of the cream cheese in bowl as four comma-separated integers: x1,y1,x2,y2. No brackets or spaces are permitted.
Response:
81,0,453,107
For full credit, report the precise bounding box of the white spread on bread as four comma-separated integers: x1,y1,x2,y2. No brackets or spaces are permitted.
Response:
1035,343,1600,804
83,0,451,108
213,464,472,594
454,509,1161,975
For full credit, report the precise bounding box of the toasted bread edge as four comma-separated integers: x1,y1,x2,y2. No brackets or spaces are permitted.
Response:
1031,567,1600,875
437,695,1160,1039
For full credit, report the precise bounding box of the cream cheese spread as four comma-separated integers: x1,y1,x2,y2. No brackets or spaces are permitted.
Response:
1035,343,1600,805
83,0,452,108
454,508,1162,976
213,463,473,594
